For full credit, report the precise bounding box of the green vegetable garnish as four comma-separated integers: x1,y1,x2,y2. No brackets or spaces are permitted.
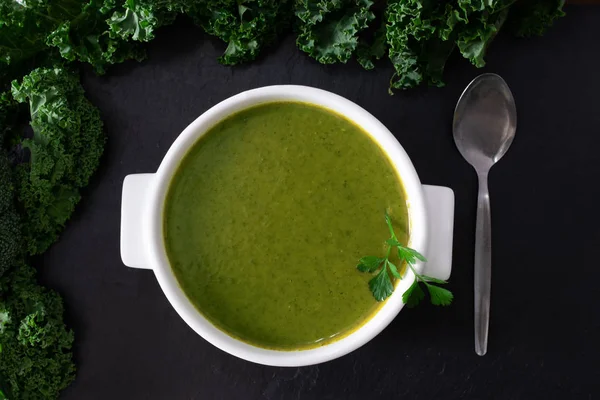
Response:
0,67,100,398
0,0,565,92
11,67,106,256
0,96,21,278
296,0,375,64
191,0,293,65
357,211,453,307
0,264,75,399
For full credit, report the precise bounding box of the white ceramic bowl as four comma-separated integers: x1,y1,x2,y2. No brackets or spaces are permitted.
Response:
120,85,454,366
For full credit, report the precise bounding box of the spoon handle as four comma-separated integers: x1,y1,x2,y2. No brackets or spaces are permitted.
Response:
474,172,491,356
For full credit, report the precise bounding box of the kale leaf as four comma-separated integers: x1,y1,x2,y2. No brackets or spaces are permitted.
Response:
1,0,567,90
185,0,293,65
385,0,460,90
383,0,565,90
0,96,21,278
455,1,512,69
44,0,145,74
104,0,179,42
11,67,105,255
356,20,388,70
0,264,75,400
296,0,375,64
507,0,566,37
0,0,145,77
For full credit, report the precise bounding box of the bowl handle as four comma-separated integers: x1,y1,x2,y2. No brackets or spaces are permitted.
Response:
121,173,155,270
421,185,455,280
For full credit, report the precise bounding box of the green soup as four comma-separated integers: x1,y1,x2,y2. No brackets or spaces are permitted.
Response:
164,102,409,350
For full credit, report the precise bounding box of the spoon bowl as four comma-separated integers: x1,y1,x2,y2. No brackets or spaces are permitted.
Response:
453,73,517,356
454,74,517,172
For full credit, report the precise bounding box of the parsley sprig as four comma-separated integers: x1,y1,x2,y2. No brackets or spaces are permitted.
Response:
356,212,453,307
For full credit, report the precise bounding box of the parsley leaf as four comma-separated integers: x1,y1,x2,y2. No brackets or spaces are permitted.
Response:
385,238,401,247
425,284,454,306
403,279,425,308
357,256,384,273
386,259,401,279
384,210,396,238
369,267,394,301
421,275,447,284
357,211,453,307
397,246,427,264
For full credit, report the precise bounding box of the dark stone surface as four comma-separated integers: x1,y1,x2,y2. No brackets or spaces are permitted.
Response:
40,7,600,400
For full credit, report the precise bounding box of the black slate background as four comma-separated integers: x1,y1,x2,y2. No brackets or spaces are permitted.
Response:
39,7,600,400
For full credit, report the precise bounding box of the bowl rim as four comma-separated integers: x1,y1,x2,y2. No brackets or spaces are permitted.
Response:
146,85,428,366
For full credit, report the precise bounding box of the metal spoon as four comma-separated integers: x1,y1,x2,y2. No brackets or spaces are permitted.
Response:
453,73,517,356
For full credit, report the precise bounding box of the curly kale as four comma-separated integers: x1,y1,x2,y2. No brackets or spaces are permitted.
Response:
0,264,75,400
0,153,21,279
2,0,567,91
1,68,80,400
0,91,18,146
0,0,145,76
1,0,296,74
384,0,565,90
455,0,512,69
507,0,566,37
104,0,179,42
11,67,105,255
296,0,375,64
0,0,56,69
385,0,457,90
182,0,293,65
0,94,22,278
356,19,387,70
